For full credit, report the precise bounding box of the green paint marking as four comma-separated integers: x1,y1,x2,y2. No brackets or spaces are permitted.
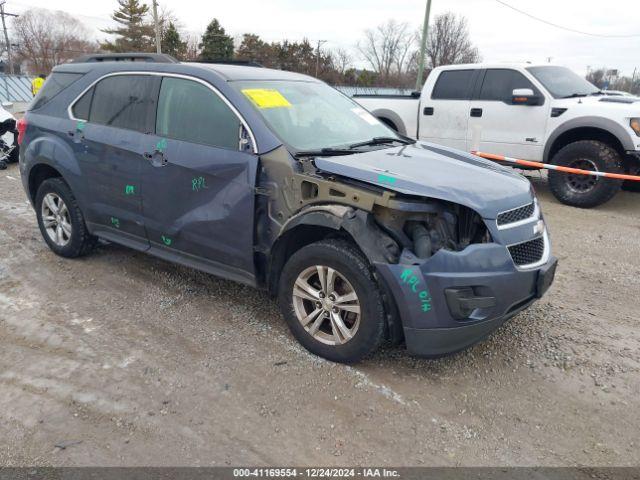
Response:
110,217,120,229
399,268,432,313
161,235,172,246
192,176,207,191
377,174,397,185
76,120,86,131
124,185,136,195
156,138,168,152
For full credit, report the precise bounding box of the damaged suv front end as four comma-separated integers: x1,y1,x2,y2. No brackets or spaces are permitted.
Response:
306,143,556,356
235,76,557,359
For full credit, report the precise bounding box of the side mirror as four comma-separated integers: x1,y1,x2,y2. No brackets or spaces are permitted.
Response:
512,88,540,106
1,102,14,113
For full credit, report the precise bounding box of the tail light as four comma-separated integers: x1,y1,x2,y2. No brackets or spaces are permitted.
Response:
17,117,27,146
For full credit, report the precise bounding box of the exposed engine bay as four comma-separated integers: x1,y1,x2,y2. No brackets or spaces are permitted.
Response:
256,146,492,269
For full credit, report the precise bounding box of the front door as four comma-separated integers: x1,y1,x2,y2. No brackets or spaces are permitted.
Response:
140,76,258,285
69,73,161,250
467,69,550,160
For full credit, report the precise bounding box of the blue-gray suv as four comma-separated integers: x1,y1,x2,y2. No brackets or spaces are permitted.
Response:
18,53,557,363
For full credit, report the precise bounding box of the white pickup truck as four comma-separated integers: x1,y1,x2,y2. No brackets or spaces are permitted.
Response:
355,63,640,208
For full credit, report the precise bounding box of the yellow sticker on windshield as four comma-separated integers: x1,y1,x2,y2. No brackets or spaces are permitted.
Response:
242,88,291,109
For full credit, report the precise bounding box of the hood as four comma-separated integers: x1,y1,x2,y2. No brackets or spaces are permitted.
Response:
314,142,533,220
554,95,640,113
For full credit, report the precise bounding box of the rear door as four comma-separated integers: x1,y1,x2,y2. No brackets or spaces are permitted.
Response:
467,68,550,160
140,76,258,285
418,69,478,150
69,74,160,250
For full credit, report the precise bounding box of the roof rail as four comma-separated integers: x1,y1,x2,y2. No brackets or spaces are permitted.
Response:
195,60,264,68
71,53,179,64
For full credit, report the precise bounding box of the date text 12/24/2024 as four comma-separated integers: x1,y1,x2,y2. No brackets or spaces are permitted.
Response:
233,468,401,478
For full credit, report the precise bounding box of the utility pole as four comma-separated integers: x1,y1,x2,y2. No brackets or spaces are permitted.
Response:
315,40,327,78
415,0,432,91
0,1,18,75
152,0,161,54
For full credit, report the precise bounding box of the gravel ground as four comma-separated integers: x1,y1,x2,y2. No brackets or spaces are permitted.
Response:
0,162,638,467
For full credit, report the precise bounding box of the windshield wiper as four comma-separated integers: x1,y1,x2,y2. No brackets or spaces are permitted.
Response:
293,147,357,158
349,136,414,149
561,93,588,99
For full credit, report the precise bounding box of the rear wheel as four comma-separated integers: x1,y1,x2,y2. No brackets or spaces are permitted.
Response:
35,178,97,257
548,140,623,208
278,239,386,363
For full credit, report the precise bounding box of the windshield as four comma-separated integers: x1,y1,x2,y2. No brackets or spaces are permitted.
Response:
527,66,598,99
232,80,398,151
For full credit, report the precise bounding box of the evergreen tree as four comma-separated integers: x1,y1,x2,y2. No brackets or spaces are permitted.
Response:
101,0,155,53
198,19,233,62
161,22,187,59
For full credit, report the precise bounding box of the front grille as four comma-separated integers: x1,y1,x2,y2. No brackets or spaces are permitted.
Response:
508,236,545,267
497,203,535,226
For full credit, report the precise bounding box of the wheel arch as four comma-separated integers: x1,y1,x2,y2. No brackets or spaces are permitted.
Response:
369,108,405,135
545,118,634,165
265,206,399,295
28,163,64,204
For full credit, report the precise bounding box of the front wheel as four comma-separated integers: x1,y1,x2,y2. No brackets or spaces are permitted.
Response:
277,239,386,363
548,140,623,208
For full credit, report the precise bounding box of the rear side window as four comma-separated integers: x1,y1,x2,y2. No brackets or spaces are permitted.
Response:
431,70,475,100
156,77,240,150
88,75,158,133
72,87,93,120
31,72,83,110
479,69,539,102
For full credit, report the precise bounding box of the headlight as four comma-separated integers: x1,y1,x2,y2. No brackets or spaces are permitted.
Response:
631,118,640,136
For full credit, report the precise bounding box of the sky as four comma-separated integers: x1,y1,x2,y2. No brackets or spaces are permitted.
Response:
6,0,640,77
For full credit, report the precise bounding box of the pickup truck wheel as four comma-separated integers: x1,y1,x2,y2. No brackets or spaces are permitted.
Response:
278,239,385,364
35,178,97,258
548,140,623,208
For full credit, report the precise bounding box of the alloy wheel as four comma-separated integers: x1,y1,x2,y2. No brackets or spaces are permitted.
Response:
41,192,72,247
292,265,361,346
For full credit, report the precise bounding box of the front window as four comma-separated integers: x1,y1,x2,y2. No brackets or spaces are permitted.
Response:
157,77,240,150
231,80,397,151
527,66,598,99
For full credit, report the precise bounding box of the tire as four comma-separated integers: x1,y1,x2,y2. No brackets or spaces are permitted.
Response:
622,180,640,193
548,140,623,208
7,144,18,163
35,178,97,258
622,163,640,192
277,239,386,363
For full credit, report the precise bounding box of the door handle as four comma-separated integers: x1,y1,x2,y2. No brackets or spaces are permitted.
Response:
470,108,483,117
143,150,168,167
68,130,85,143
423,107,434,116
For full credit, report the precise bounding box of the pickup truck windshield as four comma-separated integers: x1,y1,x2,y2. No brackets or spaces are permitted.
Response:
232,80,397,151
526,66,599,99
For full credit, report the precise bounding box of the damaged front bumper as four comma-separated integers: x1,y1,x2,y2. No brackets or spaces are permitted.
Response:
375,242,557,357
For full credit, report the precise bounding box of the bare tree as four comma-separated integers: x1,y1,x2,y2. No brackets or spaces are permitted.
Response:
13,9,96,74
357,20,416,85
331,48,353,75
183,34,201,61
586,68,607,89
425,13,480,68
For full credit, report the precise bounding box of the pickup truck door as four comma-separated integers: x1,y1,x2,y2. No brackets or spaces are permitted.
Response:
467,69,550,161
140,76,258,286
418,69,479,151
